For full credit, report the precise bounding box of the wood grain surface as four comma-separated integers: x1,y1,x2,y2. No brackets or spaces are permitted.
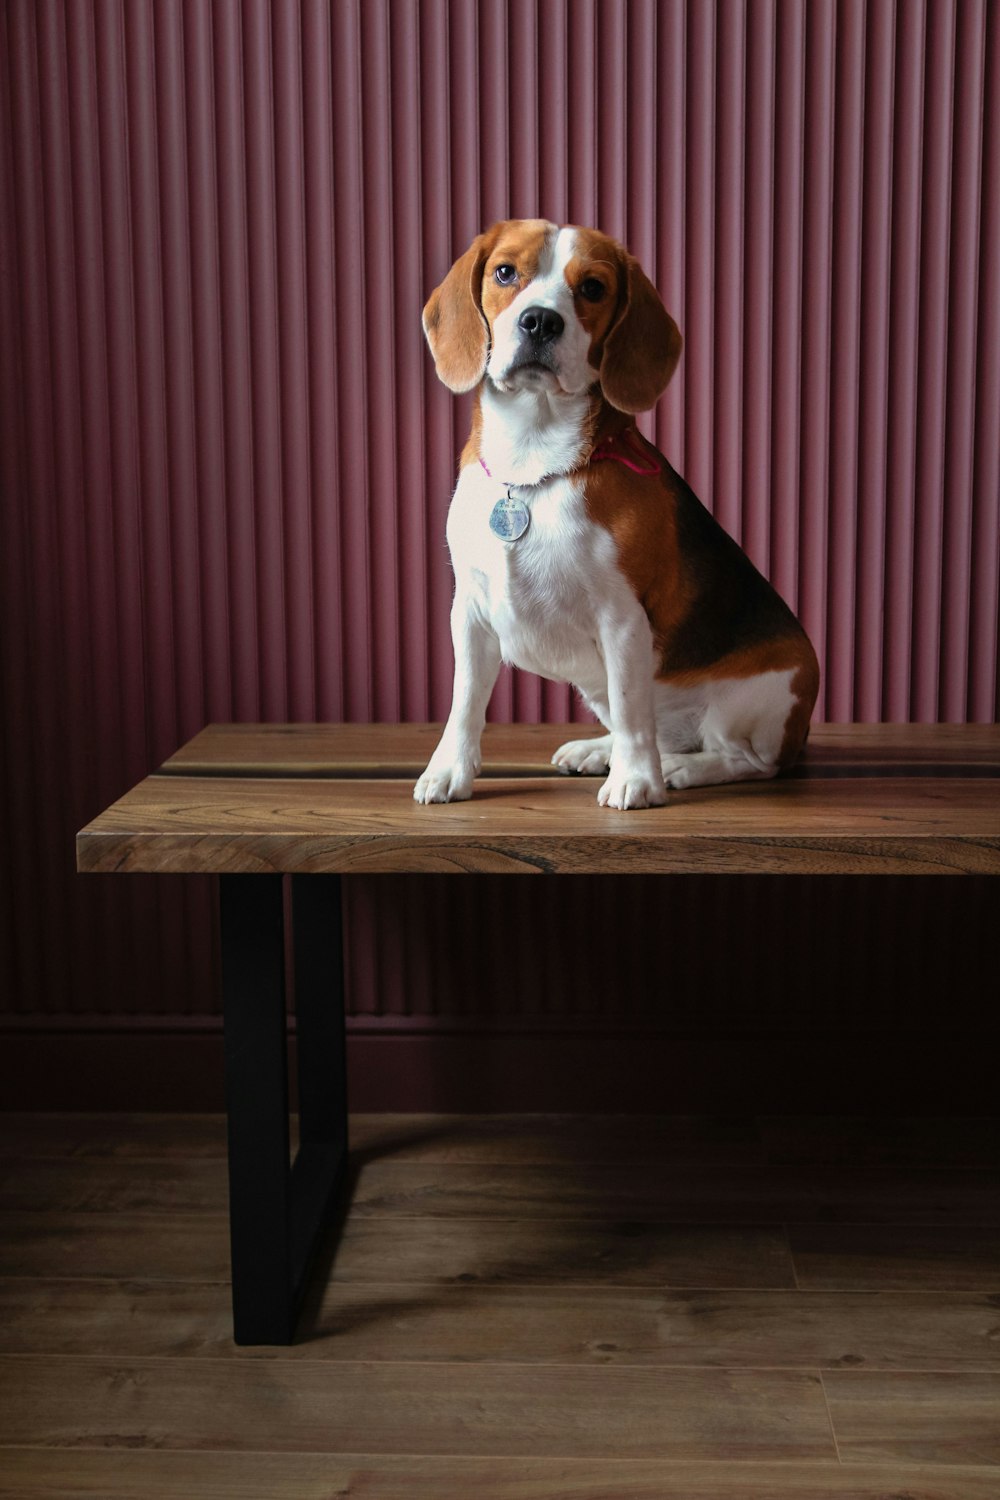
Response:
0,1355,834,1459
77,723,1000,875
4,1154,999,1225
824,1371,1000,1465
1,1452,998,1500
3,1279,997,1372
3,1113,1000,1496
5,1110,998,1170
160,722,1000,777
0,1211,794,1289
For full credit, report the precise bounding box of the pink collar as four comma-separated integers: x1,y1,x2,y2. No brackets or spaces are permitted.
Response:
590,428,662,475
479,426,660,484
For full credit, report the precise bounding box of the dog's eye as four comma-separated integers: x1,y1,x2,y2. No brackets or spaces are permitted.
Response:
578,277,606,303
494,264,518,285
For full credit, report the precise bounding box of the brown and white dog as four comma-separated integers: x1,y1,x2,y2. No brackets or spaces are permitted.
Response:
415,219,819,810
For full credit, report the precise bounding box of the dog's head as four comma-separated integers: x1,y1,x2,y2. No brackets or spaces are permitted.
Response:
422,220,682,414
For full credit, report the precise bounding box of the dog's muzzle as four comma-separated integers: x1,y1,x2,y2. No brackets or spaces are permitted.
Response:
504,305,564,381
517,305,565,344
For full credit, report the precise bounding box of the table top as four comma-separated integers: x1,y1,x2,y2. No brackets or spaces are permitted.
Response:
77,723,1000,876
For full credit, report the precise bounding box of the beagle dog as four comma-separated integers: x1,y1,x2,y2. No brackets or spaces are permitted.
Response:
415,219,819,810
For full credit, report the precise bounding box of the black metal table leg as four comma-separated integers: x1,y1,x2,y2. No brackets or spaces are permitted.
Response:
220,874,291,1343
289,874,350,1293
220,873,349,1345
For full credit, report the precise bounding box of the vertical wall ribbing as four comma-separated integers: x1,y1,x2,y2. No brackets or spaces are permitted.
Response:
884,0,925,721
213,0,259,723
243,0,288,723
184,1,232,723
360,0,400,722
0,1,40,1013
712,0,744,543
656,0,686,473
273,0,315,722
910,0,956,723
330,0,370,721
391,2,430,725
684,0,715,508
1,1,997,1035
126,0,192,1008
301,0,342,722
567,0,597,230
798,0,835,688
36,1,98,1013
853,0,894,721
769,1,804,610
538,0,568,224
10,0,74,1017
825,0,865,722
940,0,986,723
596,0,626,240
424,0,458,722
741,0,774,580
969,1,1000,723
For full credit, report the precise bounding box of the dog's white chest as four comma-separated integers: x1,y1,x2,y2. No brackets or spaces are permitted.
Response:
446,464,616,689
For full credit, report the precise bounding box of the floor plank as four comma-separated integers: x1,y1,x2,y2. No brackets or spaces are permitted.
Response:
790,1224,1000,1291
0,1212,795,1289
349,1159,1000,1225
0,1158,228,1215
3,1112,997,1495
0,1115,231,1161
0,1113,764,1166
330,1215,797,1288
4,1112,998,1169
349,1113,766,1165
1,1451,998,1500
1,1280,997,1372
825,1371,1000,1465
3,1112,993,1171
4,1149,998,1227
0,1212,232,1282
0,1356,834,1460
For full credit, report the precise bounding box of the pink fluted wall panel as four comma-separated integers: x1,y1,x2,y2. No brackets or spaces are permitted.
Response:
1,1,997,1042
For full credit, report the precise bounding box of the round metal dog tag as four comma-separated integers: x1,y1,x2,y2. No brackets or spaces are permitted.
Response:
489,493,531,542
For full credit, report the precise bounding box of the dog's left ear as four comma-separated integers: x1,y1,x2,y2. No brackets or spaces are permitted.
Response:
600,252,682,414
422,226,502,392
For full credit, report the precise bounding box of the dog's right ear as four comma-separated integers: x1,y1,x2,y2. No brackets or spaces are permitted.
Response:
422,226,502,392
600,249,682,415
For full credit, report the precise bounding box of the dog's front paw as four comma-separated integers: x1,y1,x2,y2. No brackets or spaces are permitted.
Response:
552,734,613,776
596,766,667,811
413,763,476,804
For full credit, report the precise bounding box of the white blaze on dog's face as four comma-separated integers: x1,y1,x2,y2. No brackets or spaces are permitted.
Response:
423,219,682,415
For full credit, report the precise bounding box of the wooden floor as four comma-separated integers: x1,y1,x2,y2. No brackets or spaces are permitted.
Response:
0,1114,999,1497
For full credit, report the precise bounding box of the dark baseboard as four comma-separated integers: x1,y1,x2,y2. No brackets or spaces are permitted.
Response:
0,1020,996,1113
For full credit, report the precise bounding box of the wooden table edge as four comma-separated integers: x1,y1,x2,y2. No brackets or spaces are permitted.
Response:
76,828,1000,877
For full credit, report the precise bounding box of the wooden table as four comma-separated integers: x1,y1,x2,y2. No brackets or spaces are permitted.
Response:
77,723,1000,1344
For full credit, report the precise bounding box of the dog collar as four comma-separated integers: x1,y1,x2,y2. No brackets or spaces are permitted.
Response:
478,426,659,488
479,428,660,543
589,427,661,476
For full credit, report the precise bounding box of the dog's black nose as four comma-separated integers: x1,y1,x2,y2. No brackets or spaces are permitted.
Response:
517,305,564,342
